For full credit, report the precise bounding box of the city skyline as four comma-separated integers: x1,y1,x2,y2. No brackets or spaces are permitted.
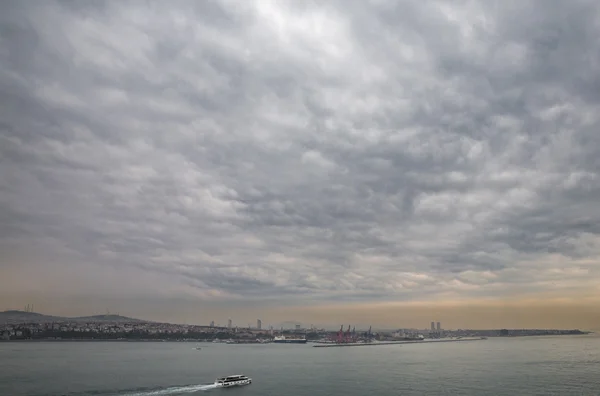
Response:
2,0,600,331
3,312,586,345
0,308,579,334
2,297,599,331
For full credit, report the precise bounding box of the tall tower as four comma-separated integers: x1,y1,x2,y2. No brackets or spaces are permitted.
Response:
257,319,262,330
228,319,232,330
210,321,215,327
430,322,435,332
436,322,441,331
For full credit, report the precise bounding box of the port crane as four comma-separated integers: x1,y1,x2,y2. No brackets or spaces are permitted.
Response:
333,325,366,343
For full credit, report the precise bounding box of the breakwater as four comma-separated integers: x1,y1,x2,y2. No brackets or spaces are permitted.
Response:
312,337,485,347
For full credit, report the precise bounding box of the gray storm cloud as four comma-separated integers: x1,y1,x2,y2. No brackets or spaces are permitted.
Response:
1,0,600,308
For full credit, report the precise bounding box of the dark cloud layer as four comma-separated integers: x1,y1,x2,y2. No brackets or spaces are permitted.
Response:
2,0,600,306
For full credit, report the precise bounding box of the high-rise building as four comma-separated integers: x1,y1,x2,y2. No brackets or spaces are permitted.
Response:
430,322,435,332
436,322,441,331
210,321,214,327
295,324,301,330
257,319,262,330
228,319,232,330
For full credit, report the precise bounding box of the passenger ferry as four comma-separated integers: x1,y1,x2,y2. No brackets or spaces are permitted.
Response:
214,374,252,387
272,335,307,344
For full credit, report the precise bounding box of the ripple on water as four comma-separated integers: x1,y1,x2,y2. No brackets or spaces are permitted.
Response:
0,336,599,396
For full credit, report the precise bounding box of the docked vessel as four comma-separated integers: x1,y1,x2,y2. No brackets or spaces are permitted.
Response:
272,335,307,344
214,374,252,387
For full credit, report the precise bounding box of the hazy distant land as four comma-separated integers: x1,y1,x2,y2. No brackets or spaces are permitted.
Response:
0,310,592,342
0,310,148,325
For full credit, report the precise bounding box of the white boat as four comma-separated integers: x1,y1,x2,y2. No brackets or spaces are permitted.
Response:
214,374,252,387
272,335,307,344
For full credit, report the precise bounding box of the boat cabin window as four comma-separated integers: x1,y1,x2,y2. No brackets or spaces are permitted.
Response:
217,375,246,383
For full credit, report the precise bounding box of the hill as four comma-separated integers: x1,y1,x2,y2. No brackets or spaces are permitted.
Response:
0,310,147,324
0,310,66,324
72,314,147,323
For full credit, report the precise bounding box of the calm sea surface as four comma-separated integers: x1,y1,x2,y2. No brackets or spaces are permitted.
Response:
1,335,599,396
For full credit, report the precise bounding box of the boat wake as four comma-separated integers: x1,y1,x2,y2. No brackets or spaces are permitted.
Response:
120,383,218,395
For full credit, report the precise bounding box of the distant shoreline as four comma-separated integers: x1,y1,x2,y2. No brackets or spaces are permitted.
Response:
0,339,201,342
1,332,593,343
2,310,593,343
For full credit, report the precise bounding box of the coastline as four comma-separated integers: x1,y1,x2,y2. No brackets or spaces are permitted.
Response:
0,339,197,342
1,332,593,343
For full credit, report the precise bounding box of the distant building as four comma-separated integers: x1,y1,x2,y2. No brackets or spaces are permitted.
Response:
430,322,435,332
228,319,232,330
257,319,262,330
210,321,214,327
436,322,441,331
295,324,301,330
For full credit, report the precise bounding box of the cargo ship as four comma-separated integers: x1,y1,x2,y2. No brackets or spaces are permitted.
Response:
272,335,307,344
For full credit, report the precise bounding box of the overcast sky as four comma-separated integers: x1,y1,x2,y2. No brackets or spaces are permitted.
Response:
1,0,600,329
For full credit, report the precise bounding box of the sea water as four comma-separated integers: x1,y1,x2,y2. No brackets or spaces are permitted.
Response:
0,335,599,395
